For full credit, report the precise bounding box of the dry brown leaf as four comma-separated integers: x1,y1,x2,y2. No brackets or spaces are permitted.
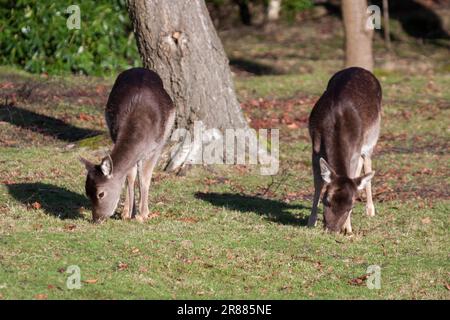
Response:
131,247,140,254
139,266,148,273
148,212,160,219
349,274,369,286
83,279,98,284
64,224,76,231
35,293,48,300
31,202,41,210
421,217,431,224
177,217,198,224
118,262,128,271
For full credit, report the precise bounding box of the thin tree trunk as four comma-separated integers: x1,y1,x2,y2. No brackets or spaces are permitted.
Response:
267,0,282,22
235,0,252,26
127,0,250,171
341,0,374,71
383,0,391,51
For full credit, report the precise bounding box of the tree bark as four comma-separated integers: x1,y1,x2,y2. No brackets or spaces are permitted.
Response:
341,0,374,71
383,0,391,52
127,0,250,171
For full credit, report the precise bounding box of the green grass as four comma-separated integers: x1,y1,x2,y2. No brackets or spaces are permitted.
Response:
1,17,450,299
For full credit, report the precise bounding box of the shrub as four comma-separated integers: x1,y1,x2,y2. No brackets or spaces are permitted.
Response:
0,0,140,75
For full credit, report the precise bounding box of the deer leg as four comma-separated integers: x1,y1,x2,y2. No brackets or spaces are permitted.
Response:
355,156,364,177
136,154,159,222
308,154,323,228
343,210,353,235
122,165,137,220
341,156,363,234
364,156,375,217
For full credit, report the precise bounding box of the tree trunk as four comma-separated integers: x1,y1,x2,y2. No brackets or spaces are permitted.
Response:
235,0,252,26
267,0,282,23
127,0,250,171
383,0,391,52
341,0,374,71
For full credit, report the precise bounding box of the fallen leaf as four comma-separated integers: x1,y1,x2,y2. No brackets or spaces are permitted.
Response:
349,274,369,286
139,266,148,273
31,202,41,209
64,224,76,231
421,217,431,224
64,224,77,231
117,262,128,271
47,284,55,290
131,248,140,254
148,212,160,219
33,224,43,230
177,217,198,224
445,282,450,291
83,279,98,284
35,293,48,300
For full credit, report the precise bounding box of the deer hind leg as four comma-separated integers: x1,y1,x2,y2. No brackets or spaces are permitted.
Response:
308,153,323,228
122,165,137,220
363,156,375,217
136,153,160,222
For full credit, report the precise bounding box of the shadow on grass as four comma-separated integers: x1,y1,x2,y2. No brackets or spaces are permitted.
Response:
229,58,282,76
6,183,87,220
195,192,310,226
0,104,102,142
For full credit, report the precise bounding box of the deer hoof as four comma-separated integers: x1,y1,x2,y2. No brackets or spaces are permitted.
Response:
135,215,148,223
366,205,375,217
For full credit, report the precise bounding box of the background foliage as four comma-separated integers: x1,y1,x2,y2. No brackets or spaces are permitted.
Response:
0,0,140,75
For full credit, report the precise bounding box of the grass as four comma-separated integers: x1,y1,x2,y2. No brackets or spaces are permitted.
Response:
1,14,450,299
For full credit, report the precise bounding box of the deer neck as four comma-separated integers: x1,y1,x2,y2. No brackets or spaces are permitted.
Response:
324,136,354,178
110,140,144,179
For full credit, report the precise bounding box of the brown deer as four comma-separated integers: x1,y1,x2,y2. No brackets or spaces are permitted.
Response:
80,68,175,223
307,67,382,233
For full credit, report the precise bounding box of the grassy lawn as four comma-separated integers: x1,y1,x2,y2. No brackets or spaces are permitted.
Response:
1,17,449,299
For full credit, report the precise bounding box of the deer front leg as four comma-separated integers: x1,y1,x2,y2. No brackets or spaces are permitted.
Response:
136,155,159,222
308,154,323,228
363,156,375,217
341,156,362,234
355,156,363,177
122,165,137,220
342,210,352,235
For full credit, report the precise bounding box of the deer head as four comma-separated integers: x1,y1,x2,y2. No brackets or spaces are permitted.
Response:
80,155,123,222
319,158,374,232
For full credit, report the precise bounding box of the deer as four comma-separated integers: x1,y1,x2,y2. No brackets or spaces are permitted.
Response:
307,67,382,233
80,68,175,223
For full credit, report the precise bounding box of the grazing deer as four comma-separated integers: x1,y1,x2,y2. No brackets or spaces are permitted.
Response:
80,68,175,223
307,67,382,233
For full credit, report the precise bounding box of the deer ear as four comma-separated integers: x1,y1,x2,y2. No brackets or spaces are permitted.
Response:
79,157,95,171
355,171,375,190
100,155,113,178
319,158,335,183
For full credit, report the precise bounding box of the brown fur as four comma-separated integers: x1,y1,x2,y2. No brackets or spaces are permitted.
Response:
81,68,175,222
307,67,382,233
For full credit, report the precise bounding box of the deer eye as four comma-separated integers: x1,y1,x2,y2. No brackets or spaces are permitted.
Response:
97,191,105,199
